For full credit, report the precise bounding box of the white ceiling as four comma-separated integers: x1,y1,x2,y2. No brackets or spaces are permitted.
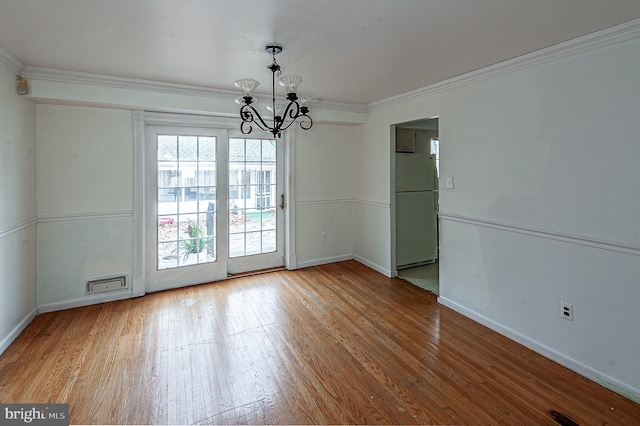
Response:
1,0,639,105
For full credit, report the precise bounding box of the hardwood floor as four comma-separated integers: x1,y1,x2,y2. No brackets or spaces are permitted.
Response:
1,260,638,424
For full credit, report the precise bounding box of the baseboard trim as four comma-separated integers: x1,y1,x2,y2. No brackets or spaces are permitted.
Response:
353,255,392,278
0,307,38,356
438,296,640,403
296,254,392,279
38,289,135,314
296,255,354,270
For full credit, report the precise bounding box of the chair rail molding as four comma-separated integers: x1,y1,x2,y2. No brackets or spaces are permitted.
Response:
439,213,640,257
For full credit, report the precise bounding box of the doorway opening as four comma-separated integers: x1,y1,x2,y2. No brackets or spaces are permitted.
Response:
392,117,440,295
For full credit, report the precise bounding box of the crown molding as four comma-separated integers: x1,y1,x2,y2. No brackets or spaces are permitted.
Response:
139,111,239,128
0,46,25,75
368,18,640,112
21,66,239,97
20,66,367,114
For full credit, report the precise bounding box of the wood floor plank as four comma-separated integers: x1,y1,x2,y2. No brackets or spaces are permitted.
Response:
280,270,464,424
277,276,419,424
1,260,639,425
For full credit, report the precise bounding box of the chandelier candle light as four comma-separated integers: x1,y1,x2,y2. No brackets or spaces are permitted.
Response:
235,44,313,138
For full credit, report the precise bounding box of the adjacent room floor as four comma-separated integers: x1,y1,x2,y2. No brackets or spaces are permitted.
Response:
398,260,439,295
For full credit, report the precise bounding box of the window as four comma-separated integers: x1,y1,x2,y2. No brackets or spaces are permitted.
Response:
431,138,440,177
228,138,277,257
256,170,271,209
157,134,217,269
229,170,251,200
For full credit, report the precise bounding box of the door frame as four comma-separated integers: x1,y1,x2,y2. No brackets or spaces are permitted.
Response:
131,111,298,296
390,117,440,277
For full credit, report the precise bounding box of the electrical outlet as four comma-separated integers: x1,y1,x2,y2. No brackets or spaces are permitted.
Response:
560,300,573,321
445,176,455,189
321,232,327,241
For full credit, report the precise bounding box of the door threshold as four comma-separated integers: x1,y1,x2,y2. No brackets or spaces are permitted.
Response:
227,266,286,279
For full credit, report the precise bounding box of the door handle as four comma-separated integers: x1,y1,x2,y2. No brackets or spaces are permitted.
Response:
280,194,286,210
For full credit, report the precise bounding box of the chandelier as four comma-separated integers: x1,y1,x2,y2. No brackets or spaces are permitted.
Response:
235,44,313,138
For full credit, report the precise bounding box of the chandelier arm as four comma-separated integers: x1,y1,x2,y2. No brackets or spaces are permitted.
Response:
276,101,313,133
277,115,306,134
239,120,253,135
276,118,298,133
285,100,301,121
240,104,271,133
299,115,313,130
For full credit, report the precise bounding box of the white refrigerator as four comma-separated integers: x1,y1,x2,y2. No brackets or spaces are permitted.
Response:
395,153,438,268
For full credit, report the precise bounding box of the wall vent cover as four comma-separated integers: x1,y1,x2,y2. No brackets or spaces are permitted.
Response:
86,275,127,294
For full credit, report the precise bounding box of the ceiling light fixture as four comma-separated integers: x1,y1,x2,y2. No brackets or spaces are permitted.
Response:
235,44,313,138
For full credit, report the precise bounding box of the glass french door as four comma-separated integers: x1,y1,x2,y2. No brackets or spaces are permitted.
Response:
227,136,284,274
145,126,284,292
145,126,228,292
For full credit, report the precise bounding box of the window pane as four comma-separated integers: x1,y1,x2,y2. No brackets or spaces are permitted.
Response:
158,242,178,269
198,168,216,187
229,138,244,163
179,136,198,161
199,137,216,162
245,231,262,255
158,217,178,242
158,135,177,162
262,230,276,253
198,198,215,216
262,139,276,162
245,209,262,232
246,139,261,162
158,169,179,188
229,210,245,234
158,188,176,203
229,233,245,258
179,195,198,214
262,210,276,231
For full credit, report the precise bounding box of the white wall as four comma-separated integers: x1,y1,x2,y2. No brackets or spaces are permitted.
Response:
294,124,355,267
437,36,640,398
36,105,134,310
352,36,640,399
0,64,37,353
